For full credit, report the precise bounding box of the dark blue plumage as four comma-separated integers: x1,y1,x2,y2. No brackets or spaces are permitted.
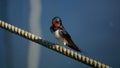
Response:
50,16,81,52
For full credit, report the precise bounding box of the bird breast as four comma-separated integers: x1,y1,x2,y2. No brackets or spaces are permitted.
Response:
53,30,64,43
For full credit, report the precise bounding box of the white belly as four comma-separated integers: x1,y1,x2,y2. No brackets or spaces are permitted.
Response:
53,30,65,43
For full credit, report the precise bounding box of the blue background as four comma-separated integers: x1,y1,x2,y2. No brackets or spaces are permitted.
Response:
0,0,120,68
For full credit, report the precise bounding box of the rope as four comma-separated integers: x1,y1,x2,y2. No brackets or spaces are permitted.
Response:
0,20,112,68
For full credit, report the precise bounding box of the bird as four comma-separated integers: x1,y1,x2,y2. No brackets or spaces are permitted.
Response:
50,16,81,52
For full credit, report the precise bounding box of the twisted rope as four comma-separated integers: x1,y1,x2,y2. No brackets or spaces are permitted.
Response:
0,20,111,68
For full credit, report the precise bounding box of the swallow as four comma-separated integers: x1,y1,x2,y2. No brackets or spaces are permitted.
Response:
50,16,81,52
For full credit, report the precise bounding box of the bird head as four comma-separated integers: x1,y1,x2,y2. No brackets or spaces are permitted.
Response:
52,16,62,27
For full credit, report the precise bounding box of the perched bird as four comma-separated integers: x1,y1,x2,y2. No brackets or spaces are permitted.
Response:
50,16,81,52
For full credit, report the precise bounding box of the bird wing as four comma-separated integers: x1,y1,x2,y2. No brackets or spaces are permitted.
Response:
59,28,81,52
59,28,71,39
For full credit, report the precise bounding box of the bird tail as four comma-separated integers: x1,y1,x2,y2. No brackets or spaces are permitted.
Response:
66,39,81,52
